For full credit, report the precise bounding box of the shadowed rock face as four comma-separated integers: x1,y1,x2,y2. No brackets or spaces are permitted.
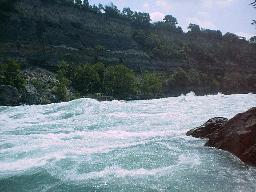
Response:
187,108,256,166
186,117,228,139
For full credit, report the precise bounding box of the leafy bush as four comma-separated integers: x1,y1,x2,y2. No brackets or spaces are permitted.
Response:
71,64,101,95
0,60,25,89
55,63,71,101
171,68,190,87
141,72,163,97
249,36,256,44
0,0,16,20
31,79,46,91
103,65,137,98
55,82,69,101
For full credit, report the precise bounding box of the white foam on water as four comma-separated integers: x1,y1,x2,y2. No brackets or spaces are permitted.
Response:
48,165,179,182
1,94,256,191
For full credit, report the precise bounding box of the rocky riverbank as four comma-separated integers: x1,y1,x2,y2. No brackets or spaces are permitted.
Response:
187,107,256,166
0,67,74,106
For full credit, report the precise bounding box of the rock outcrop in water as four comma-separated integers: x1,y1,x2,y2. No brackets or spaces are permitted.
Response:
187,108,256,166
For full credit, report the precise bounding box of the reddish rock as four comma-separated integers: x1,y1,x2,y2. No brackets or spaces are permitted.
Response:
187,108,256,166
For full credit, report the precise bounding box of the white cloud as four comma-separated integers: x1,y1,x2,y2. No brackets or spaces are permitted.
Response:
187,17,217,29
155,0,172,11
235,32,254,40
143,3,150,11
150,12,165,22
201,0,234,8
142,3,151,12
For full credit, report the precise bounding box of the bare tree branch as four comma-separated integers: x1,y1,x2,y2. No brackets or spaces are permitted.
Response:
251,1,256,7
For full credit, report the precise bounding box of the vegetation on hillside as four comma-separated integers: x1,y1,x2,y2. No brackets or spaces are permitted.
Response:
53,62,164,100
252,1,256,27
0,60,25,90
0,0,17,20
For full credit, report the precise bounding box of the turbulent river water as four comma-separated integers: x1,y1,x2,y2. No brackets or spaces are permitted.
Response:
1,93,256,192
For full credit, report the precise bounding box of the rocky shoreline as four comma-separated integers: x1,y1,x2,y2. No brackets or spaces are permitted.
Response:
187,107,256,166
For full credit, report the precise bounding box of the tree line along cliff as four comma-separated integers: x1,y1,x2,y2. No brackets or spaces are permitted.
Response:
0,0,255,105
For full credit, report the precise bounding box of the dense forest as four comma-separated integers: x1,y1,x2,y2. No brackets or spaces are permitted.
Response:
0,0,255,105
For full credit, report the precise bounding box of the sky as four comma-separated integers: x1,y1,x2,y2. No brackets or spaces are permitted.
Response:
88,0,255,39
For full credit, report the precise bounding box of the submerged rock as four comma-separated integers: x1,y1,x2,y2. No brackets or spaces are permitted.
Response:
187,108,256,166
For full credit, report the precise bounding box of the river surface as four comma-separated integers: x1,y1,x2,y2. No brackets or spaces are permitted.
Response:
1,93,256,192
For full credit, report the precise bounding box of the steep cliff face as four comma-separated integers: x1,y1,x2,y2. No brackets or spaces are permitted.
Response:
1,0,255,72
0,0,142,69
1,0,136,49
0,0,190,71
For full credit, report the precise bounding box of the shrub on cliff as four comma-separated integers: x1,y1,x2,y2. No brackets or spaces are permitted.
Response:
0,0,16,21
0,60,25,90
54,62,71,101
103,65,137,99
170,68,190,87
141,72,163,97
71,64,101,95
250,36,256,44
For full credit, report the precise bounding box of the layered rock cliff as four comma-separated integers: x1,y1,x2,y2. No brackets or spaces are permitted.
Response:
0,0,255,73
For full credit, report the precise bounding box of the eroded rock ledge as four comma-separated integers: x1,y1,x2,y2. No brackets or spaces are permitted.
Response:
186,107,256,166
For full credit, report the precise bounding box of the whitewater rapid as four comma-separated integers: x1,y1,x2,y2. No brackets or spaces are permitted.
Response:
1,93,256,192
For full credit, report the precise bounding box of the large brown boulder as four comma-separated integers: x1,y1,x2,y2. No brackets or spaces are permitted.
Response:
186,108,256,166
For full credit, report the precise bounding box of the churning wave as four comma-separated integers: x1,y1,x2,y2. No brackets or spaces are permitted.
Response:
1,93,256,192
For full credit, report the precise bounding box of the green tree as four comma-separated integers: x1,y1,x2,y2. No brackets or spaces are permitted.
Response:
141,72,163,97
90,5,101,13
133,12,151,26
0,0,16,20
187,69,201,86
250,1,256,27
103,65,136,98
72,64,100,94
91,62,105,92
171,68,190,87
75,0,82,6
223,32,239,41
83,0,89,8
94,44,105,62
122,7,134,20
104,3,120,17
98,3,104,12
0,60,25,89
55,61,71,101
57,61,69,75
91,62,105,80
252,0,256,7
163,15,178,28
188,23,201,33
250,36,256,43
